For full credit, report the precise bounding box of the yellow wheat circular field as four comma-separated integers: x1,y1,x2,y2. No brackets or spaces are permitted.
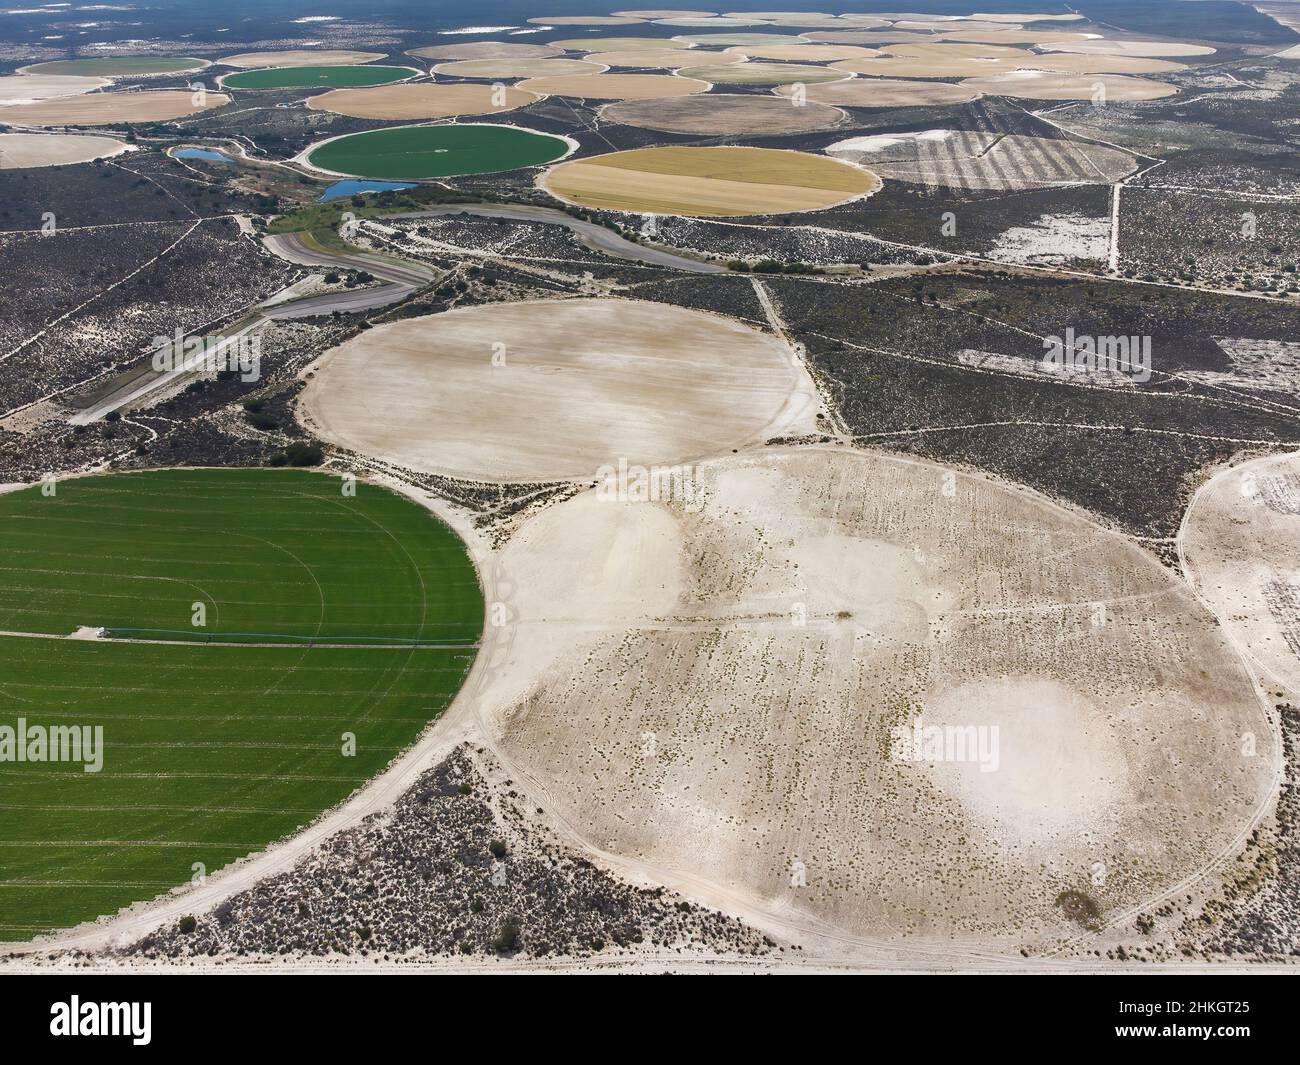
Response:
541,144,880,217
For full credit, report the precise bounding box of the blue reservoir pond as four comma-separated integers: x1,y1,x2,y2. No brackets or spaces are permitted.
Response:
320,179,418,203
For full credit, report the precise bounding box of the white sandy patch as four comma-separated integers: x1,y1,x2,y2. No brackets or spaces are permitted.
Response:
987,212,1112,265
1183,451,1300,693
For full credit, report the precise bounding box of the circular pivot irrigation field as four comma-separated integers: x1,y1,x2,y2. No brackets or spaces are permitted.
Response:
541,144,880,217
220,65,418,89
0,468,483,940
299,297,820,482
304,123,573,180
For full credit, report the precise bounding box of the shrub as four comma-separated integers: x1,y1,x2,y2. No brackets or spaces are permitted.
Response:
177,915,197,934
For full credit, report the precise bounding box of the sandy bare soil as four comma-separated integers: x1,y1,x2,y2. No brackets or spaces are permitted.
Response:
585,48,741,67
306,83,539,119
601,93,847,134
675,60,850,84
1016,53,1187,75
960,71,1177,101
612,9,717,16
1183,452,1300,694
0,90,230,126
552,35,693,51
0,131,127,168
1045,40,1217,57
409,42,562,61
541,144,880,216
832,53,1029,77
0,74,108,105
479,445,1276,944
219,49,387,68
515,72,710,99
940,30,1102,45
433,58,608,78
724,44,881,61
297,297,820,483
775,78,981,106
530,14,648,24
825,129,1137,189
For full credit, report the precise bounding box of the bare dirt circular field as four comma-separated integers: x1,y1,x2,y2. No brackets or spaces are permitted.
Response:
529,14,648,24
1183,452,1300,694
541,144,879,216
1017,53,1187,75
776,78,981,107
676,60,849,84
0,89,230,126
832,53,1028,77
960,71,1177,101
515,72,709,99
433,58,607,78
940,29,1102,45
0,74,108,104
612,9,718,16
297,298,819,483
219,49,387,68
723,43,879,61
552,35,693,51
1045,39,1217,57
825,129,1138,189
409,42,562,61
672,31,808,45
585,47,741,67
477,445,1276,943
0,131,127,168
602,92,847,134
305,82,540,119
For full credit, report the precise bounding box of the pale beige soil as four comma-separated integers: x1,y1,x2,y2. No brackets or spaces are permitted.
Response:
832,54,1029,77
803,30,943,43
655,15,771,25
1182,452,1300,693
0,131,127,168
1014,53,1187,75
552,35,693,51
612,9,718,16
960,71,1178,101
940,30,1103,45
602,93,847,134
887,41,1034,60
724,43,881,61
478,445,1276,943
541,144,880,217
529,15,648,24
433,58,607,78
0,90,230,126
675,60,850,84
1046,40,1217,57
409,42,562,61
586,48,741,67
306,82,539,119
672,31,808,45
515,72,710,99
219,49,387,67
776,78,981,106
825,129,1137,189
297,297,820,483
0,73,108,105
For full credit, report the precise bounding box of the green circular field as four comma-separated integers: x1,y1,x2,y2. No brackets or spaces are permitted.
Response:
23,56,207,76
0,468,483,939
305,123,572,179
221,64,416,89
